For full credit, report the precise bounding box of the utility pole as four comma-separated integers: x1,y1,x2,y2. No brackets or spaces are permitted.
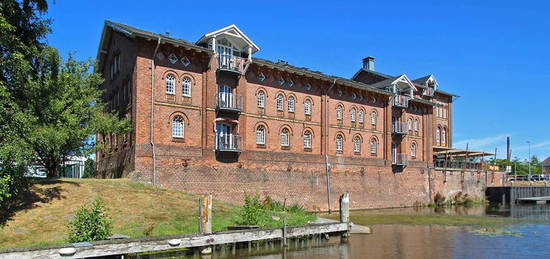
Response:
527,141,531,181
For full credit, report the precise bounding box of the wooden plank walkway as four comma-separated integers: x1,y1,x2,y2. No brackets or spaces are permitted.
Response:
516,196,550,202
0,222,348,259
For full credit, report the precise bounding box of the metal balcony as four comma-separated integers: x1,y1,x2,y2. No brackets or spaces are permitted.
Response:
215,134,241,152
217,54,245,75
392,153,408,166
392,95,410,109
392,121,408,135
216,93,242,113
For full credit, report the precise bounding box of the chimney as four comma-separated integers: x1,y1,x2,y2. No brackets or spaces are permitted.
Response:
362,56,375,71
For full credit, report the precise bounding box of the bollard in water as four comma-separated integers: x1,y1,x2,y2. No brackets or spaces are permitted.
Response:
199,194,213,255
339,192,350,238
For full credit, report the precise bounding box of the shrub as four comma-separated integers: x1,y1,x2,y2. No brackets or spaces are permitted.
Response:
82,158,96,178
67,198,112,242
236,195,314,228
434,192,446,207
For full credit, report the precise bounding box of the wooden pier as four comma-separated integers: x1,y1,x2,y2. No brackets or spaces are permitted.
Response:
0,193,352,259
516,196,550,204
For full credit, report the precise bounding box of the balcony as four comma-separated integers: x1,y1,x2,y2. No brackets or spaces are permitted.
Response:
392,153,408,166
216,93,242,113
422,87,435,97
215,134,241,152
392,95,410,109
392,121,408,135
217,54,246,75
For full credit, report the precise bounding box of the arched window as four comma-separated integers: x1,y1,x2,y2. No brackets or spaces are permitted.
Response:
408,118,413,131
414,119,419,132
276,94,284,111
287,96,295,113
436,127,441,145
304,100,312,115
371,110,377,125
182,76,192,97
303,130,312,149
336,134,344,152
358,109,365,123
336,105,343,120
442,127,447,146
281,128,290,147
353,136,361,153
411,142,417,158
370,137,378,155
350,108,356,122
172,116,184,138
166,74,176,94
256,125,266,144
257,90,265,108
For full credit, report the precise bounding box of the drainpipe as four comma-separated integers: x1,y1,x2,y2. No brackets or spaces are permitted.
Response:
324,78,337,213
151,37,161,185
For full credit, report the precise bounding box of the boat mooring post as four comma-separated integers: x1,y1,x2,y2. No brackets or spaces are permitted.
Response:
339,192,350,238
199,194,213,255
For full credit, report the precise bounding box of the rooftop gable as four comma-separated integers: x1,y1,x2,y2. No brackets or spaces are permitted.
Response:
196,24,260,54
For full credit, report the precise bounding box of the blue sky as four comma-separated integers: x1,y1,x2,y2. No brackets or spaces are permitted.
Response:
45,0,549,161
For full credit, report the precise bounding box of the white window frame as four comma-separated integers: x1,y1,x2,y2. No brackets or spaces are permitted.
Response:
414,119,419,132
281,128,290,147
353,136,361,153
276,94,284,111
411,142,417,157
350,108,356,122
304,100,312,115
442,128,447,145
436,127,441,144
257,91,265,108
182,76,192,97
371,111,377,125
336,105,343,120
287,96,295,113
358,110,364,123
336,135,343,152
370,138,377,154
303,131,312,149
256,126,266,145
172,116,184,138
166,74,176,94
408,118,413,131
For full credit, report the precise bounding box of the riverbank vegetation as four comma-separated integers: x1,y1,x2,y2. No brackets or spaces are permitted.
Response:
0,178,314,248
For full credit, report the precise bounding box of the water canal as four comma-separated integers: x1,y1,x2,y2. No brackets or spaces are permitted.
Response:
131,204,550,259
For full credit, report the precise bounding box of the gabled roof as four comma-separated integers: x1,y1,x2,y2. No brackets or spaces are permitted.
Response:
95,20,212,72
369,74,417,91
543,156,550,166
196,24,260,53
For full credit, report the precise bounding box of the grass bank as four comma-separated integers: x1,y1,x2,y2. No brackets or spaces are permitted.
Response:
0,178,312,248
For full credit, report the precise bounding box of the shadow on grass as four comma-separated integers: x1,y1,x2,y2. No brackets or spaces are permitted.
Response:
0,178,79,225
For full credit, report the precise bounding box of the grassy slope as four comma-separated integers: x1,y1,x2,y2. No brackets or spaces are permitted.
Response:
0,178,238,248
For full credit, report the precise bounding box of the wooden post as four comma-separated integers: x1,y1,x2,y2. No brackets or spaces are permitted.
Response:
339,192,350,238
199,194,212,255
283,216,288,247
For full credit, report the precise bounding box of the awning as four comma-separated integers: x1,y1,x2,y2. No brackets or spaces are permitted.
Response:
433,146,494,158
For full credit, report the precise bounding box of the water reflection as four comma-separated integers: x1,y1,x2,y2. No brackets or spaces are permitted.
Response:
132,204,550,259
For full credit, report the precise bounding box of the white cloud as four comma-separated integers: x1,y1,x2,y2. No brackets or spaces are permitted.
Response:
453,134,510,151
514,141,550,151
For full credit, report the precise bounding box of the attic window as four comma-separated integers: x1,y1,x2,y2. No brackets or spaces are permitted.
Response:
337,90,343,97
371,97,377,104
305,83,312,91
181,56,191,67
168,53,178,64
288,79,294,87
278,78,285,86
359,95,364,101
352,93,357,100
258,72,266,82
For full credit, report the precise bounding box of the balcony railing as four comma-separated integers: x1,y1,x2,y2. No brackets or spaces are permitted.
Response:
215,134,241,152
422,87,435,97
392,121,408,135
434,160,502,171
217,54,246,74
392,153,408,166
392,95,410,108
216,93,242,113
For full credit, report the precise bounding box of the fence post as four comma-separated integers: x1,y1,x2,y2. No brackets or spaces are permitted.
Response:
199,194,212,254
339,192,350,238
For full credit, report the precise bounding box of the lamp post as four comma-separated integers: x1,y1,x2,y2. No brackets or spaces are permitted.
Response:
527,141,531,181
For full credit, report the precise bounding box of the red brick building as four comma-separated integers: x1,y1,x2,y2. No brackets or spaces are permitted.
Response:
95,21,504,210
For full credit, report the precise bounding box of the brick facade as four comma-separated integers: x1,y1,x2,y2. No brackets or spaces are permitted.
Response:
95,21,503,210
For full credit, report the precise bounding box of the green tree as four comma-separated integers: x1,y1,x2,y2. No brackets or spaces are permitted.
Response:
0,0,50,219
83,158,96,178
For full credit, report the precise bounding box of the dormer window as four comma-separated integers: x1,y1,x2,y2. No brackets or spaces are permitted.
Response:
258,72,266,82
